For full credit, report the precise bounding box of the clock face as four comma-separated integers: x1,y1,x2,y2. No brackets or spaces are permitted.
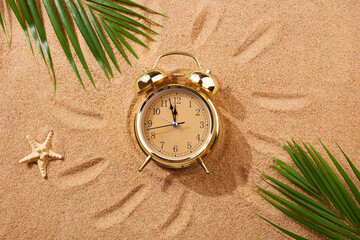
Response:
135,85,216,165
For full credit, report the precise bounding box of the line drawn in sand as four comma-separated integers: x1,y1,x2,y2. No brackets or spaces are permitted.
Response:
56,157,109,188
232,21,282,63
160,191,193,239
190,1,221,47
93,184,149,229
252,91,311,112
51,101,106,130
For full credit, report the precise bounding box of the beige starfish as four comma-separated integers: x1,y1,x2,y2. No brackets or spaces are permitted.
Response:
19,131,63,178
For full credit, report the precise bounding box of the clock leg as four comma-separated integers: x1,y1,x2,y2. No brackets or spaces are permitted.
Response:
197,157,210,174
139,155,152,172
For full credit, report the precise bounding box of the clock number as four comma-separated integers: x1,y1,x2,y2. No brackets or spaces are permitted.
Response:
160,141,165,149
189,100,192,108
195,109,200,116
161,100,168,107
173,145,178,152
153,108,160,115
147,120,152,127
187,142,192,149
200,121,204,128
196,134,201,141
174,97,181,104
151,132,156,139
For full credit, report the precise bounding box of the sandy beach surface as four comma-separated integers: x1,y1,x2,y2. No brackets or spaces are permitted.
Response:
1,0,359,239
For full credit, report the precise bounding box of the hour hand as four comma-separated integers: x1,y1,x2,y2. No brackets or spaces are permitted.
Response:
169,98,173,111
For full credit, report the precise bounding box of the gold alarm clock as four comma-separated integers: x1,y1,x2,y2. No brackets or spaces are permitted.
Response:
134,52,220,173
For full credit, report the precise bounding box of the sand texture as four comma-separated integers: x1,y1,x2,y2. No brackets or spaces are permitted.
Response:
1,0,360,239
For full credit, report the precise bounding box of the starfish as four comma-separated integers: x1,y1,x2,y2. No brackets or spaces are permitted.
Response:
19,131,63,178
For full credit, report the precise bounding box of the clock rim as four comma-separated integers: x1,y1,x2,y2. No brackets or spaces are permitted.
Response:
134,84,219,168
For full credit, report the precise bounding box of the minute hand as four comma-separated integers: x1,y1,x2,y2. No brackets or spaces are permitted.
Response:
173,104,178,122
147,122,185,130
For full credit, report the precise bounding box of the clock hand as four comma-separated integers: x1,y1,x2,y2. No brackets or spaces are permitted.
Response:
173,104,178,122
146,122,185,131
161,116,173,124
169,98,176,122
169,98,173,111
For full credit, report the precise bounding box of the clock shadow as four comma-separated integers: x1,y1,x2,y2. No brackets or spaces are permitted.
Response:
161,90,252,197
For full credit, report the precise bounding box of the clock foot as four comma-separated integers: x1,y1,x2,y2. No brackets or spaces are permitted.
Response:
197,157,209,174
139,155,152,172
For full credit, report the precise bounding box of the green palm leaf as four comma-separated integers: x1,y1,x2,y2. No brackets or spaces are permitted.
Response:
1,0,164,91
255,140,360,239
8,0,34,53
100,17,131,65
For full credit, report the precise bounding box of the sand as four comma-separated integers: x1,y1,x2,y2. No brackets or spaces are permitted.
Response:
0,0,359,239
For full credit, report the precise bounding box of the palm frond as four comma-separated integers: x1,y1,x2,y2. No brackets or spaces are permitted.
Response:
1,0,164,91
255,140,360,240
252,211,308,240
8,0,34,54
